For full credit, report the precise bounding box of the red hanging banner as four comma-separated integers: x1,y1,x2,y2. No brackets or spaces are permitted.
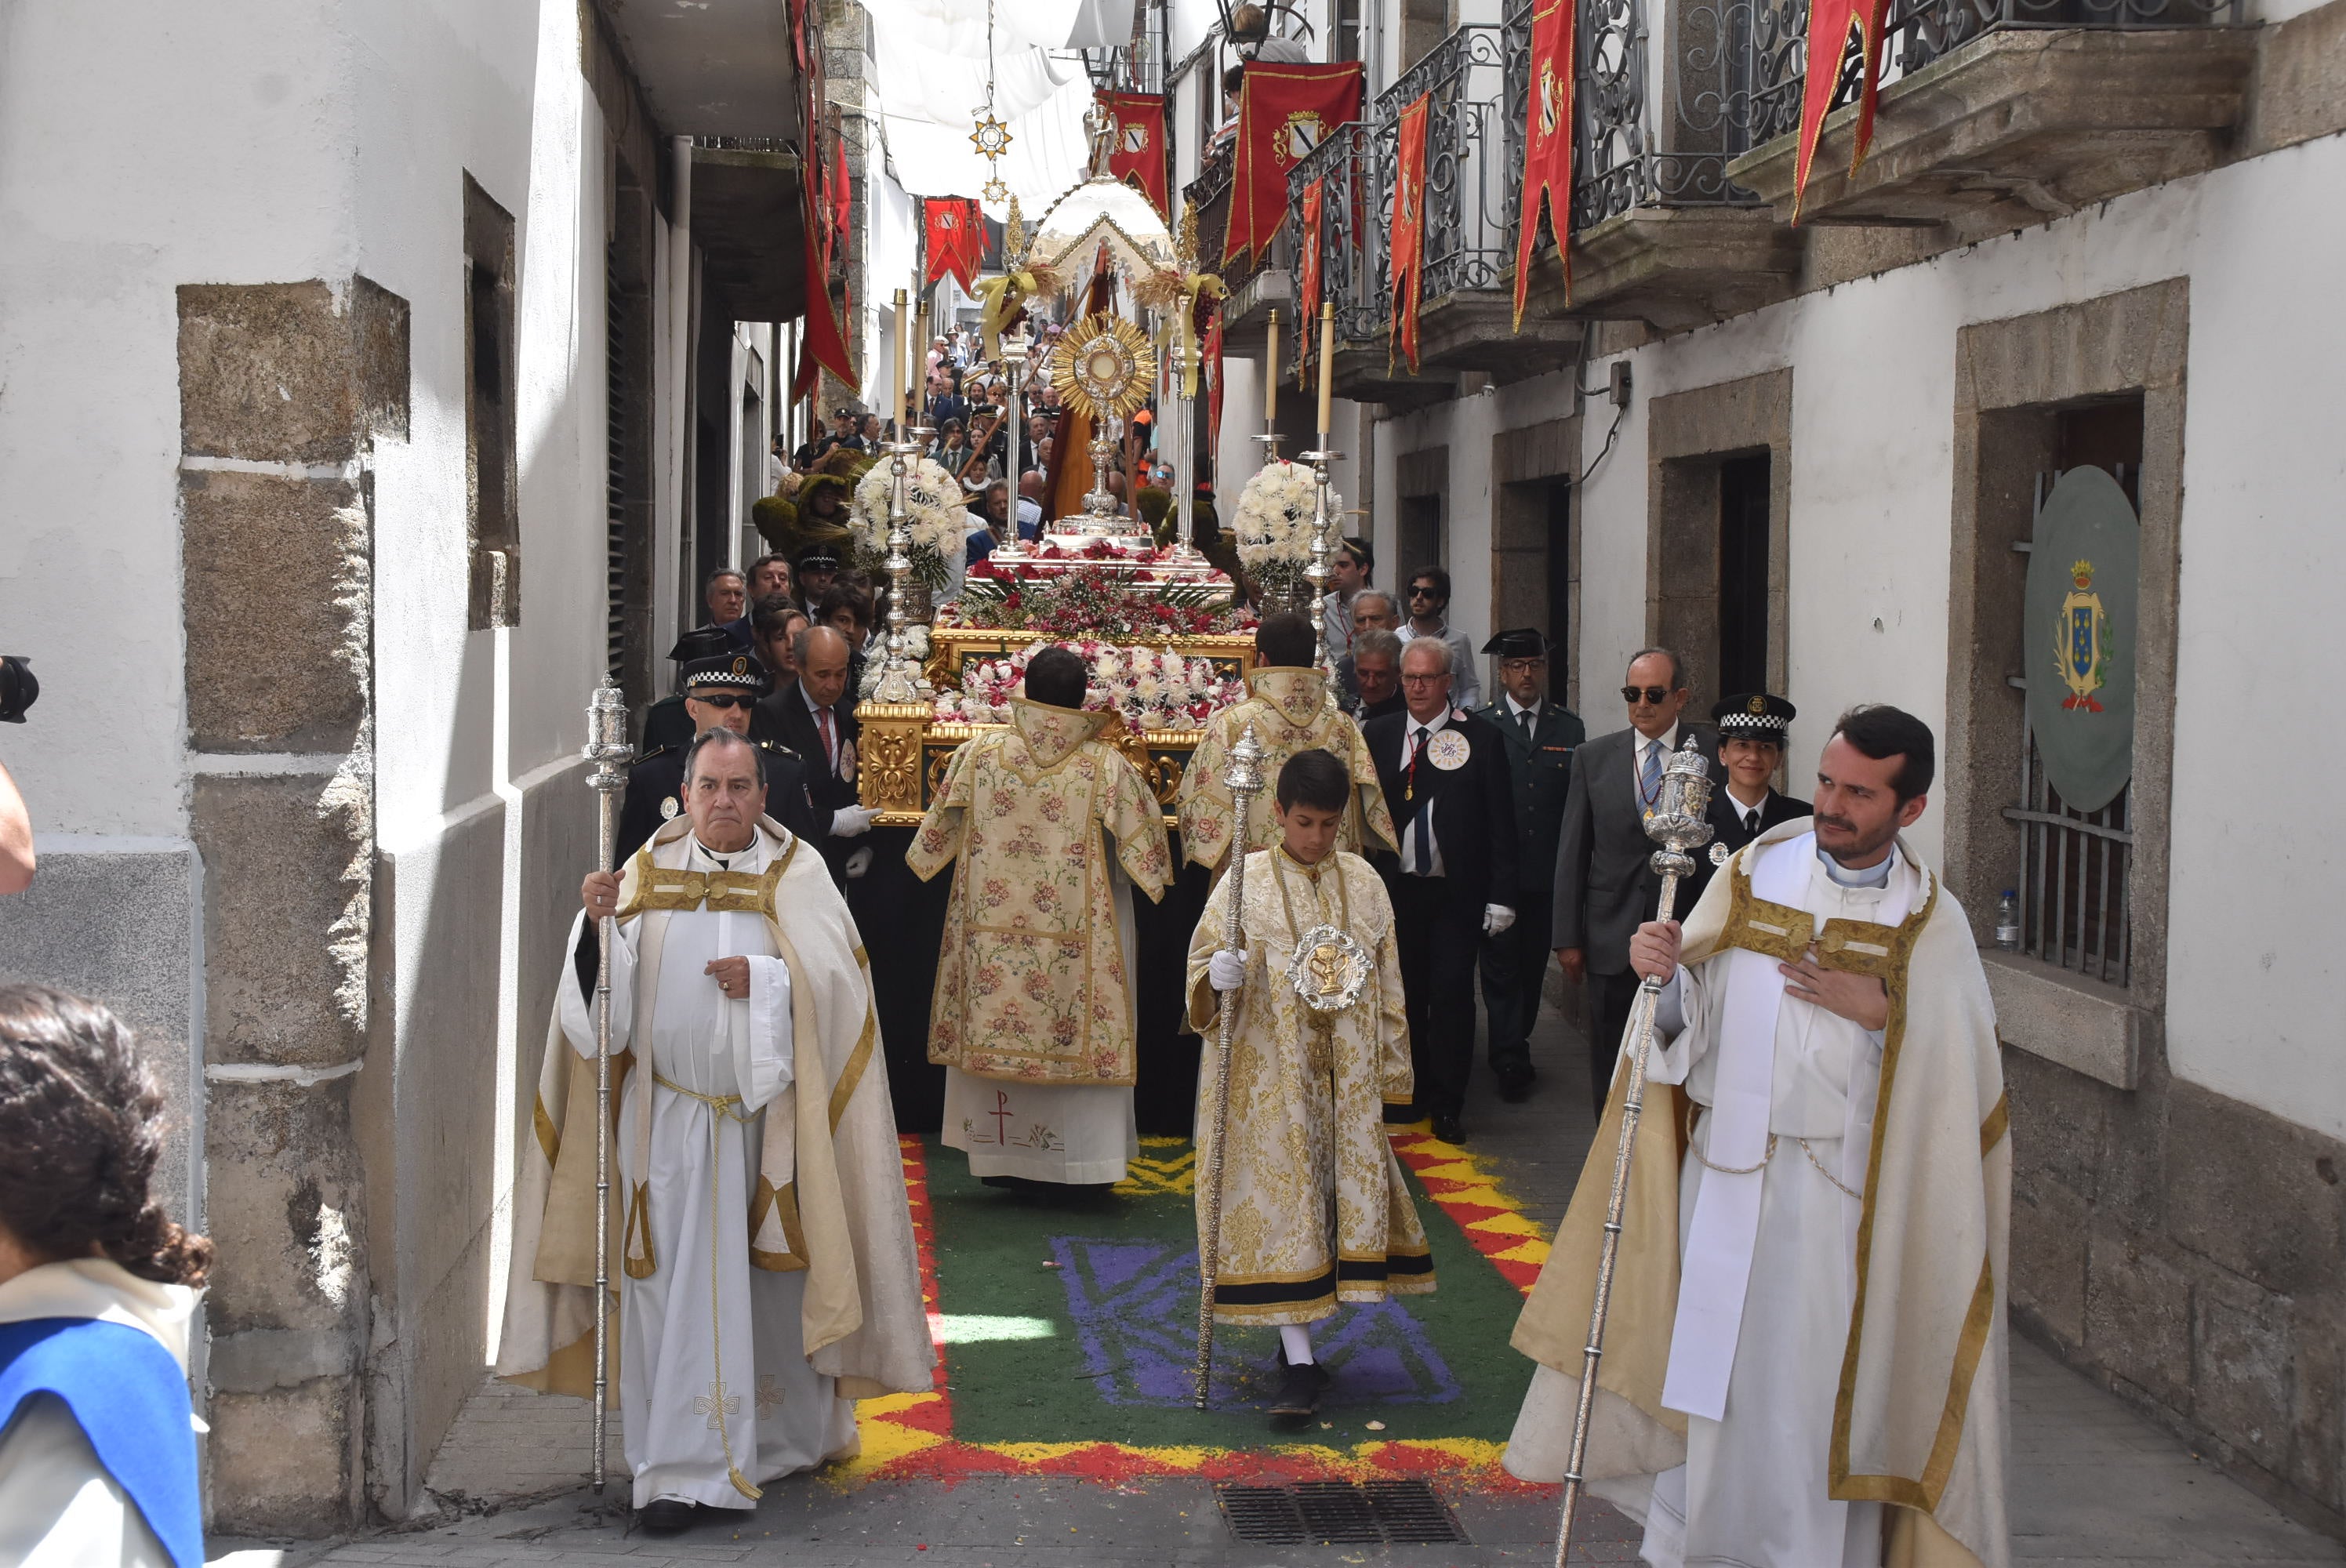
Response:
1387,93,1430,374
922,198,983,291
1223,61,1362,267
827,131,852,274
1513,0,1576,328
1295,176,1326,389
1099,91,1171,215
1792,0,1892,217
793,179,857,404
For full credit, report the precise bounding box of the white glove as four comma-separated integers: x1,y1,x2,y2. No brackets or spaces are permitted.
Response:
1483,904,1517,936
1208,949,1249,993
844,845,874,880
830,804,877,838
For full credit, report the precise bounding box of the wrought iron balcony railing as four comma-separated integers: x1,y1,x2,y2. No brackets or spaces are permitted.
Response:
1739,0,2240,149
1286,24,1514,355
1501,0,1765,242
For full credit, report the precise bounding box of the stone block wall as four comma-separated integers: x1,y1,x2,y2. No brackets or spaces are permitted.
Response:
178,277,407,1535
2006,1047,2346,1535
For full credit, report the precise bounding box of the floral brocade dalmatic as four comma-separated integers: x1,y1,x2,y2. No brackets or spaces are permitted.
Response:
1177,668,1397,873
907,700,1172,1086
1185,849,1434,1325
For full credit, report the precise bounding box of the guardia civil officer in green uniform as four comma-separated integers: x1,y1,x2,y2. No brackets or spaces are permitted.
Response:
616,652,828,865
1473,630,1585,1102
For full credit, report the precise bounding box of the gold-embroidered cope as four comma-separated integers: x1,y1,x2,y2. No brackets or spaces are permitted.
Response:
1176,669,1397,873
906,699,1173,1086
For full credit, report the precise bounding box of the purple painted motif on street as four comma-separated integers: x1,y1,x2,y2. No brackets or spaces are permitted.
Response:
1048,1234,1462,1408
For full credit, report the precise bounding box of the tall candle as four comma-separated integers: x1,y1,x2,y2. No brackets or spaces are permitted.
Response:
889,289,906,439
1265,307,1279,426
911,299,927,424
1316,302,1335,438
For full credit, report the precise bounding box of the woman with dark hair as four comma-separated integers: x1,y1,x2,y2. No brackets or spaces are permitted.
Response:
0,985,209,1566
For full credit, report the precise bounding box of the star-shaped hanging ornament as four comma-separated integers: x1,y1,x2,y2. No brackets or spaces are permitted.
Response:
982,175,1011,205
970,112,1012,160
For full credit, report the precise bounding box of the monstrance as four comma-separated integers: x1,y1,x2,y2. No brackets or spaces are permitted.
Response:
1050,312,1157,536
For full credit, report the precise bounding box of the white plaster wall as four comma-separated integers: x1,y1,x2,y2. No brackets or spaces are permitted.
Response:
0,0,358,837
1371,131,2346,1138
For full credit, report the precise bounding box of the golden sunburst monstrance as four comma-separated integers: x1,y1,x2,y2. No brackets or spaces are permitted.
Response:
1051,313,1157,423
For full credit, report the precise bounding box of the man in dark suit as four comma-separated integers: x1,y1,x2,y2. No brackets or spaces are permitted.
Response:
1551,648,1721,1116
758,622,874,885
616,652,826,863
1472,630,1586,1102
1684,691,1812,908
1349,628,1405,722
1364,637,1516,1145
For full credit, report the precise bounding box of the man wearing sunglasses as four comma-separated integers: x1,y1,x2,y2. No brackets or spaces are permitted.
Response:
616,652,826,864
1396,568,1480,709
1551,648,1720,1115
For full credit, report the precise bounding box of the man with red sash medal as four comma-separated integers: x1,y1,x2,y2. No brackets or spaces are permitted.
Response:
1503,706,2012,1568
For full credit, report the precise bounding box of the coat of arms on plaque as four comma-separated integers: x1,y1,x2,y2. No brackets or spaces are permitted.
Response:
2057,558,2109,713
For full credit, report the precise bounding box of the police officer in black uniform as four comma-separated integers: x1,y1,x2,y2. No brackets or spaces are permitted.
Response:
1472,630,1586,1102
616,652,828,865
638,626,734,757
1684,691,1811,908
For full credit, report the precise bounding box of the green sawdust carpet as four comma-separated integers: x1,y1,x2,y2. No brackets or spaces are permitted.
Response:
924,1138,1534,1448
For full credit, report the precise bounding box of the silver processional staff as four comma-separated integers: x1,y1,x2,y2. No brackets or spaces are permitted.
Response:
1552,738,1714,1566
583,680,633,1494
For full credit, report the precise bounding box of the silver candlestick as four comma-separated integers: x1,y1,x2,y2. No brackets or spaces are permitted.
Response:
872,435,928,704
994,328,1032,562
1300,442,1342,671
1168,325,1201,561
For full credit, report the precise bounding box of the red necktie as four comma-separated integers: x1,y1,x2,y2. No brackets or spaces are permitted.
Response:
817,707,836,774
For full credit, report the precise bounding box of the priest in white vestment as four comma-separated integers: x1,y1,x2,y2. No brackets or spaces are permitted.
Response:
496,728,930,1533
906,646,1174,1186
1505,706,2011,1568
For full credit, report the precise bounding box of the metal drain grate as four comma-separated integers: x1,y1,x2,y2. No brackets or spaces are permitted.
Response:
1218,1479,1467,1547
1364,1479,1469,1543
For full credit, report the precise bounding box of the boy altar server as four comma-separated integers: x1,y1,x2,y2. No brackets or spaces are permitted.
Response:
1503,706,2010,1568
906,644,1173,1186
1190,749,1436,1422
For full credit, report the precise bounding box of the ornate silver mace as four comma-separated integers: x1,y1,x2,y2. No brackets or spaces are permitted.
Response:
1193,722,1268,1409
583,681,633,1494
1552,738,1714,1566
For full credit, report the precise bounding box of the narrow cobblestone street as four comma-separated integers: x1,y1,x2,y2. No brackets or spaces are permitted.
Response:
209,1012,2344,1568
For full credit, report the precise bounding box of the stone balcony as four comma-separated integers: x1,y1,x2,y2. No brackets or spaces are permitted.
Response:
1727,25,2257,234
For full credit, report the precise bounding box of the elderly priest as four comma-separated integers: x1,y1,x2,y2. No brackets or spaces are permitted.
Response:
906,645,1174,1187
1503,705,2010,1568
496,728,929,1533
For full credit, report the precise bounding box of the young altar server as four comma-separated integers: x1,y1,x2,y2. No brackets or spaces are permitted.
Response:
1190,748,1435,1423
1503,706,2010,1568
1178,612,1396,878
906,644,1173,1187
498,729,930,1533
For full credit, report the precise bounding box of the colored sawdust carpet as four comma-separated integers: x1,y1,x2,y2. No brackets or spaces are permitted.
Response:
843,1133,1558,1488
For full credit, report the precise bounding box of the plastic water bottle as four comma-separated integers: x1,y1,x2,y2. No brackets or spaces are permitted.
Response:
1995,891,2021,949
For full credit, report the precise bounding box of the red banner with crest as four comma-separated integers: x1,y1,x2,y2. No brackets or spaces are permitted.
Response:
1513,0,1576,326
1099,91,1170,215
1224,61,1362,267
922,198,983,292
1793,0,1892,217
1387,93,1430,373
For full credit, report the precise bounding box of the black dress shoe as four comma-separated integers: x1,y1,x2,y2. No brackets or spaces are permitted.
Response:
1269,1356,1332,1420
639,1498,699,1534
1496,1066,1536,1104
1432,1114,1465,1145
